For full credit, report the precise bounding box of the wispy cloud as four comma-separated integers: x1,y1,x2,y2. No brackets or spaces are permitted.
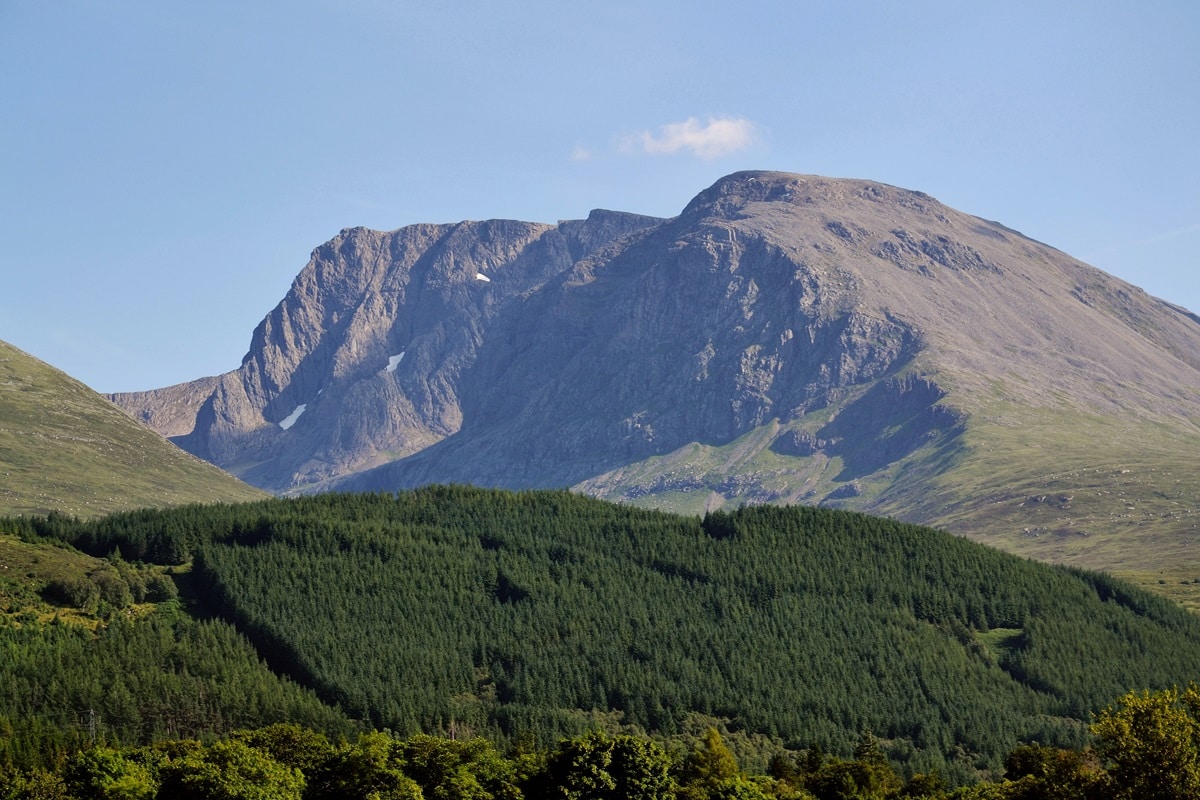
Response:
621,116,758,159
569,144,594,162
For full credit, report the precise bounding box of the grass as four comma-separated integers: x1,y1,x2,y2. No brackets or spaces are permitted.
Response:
0,340,265,518
579,396,1200,611
974,627,1024,662
583,422,841,516
896,404,1200,572
0,534,92,625
0,534,174,627
1113,568,1200,616
864,401,1200,609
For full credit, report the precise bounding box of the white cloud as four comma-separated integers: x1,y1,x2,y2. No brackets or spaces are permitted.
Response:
622,116,758,159
570,145,594,161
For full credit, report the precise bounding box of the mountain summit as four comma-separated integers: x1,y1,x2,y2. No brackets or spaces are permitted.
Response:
112,172,1200,575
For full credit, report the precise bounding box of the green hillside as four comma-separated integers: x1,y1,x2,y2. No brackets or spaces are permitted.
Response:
0,531,356,771
0,340,265,518
581,398,1200,612
871,401,1200,613
16,487,1200,779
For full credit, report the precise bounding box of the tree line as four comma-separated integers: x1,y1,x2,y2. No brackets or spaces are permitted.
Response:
3,685,1200,799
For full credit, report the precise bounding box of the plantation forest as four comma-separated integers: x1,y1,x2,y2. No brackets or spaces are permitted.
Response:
3,487,1200,797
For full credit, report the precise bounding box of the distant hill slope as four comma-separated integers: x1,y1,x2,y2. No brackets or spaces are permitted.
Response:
110,172,1200,583
33,488,1200,778
0,340,265,517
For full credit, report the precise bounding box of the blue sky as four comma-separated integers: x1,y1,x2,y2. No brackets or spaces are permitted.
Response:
2,1,1197,393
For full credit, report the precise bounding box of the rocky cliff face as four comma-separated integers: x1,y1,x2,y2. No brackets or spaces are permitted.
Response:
111,171,1200,572
114,210,664,490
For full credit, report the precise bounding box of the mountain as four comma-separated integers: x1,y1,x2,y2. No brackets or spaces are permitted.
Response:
0,339,265,517
110,172,1200,582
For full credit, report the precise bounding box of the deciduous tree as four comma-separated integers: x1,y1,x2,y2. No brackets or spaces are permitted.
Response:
1091,686,1200,799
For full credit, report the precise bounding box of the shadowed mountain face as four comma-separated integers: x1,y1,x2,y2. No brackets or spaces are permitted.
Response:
111,172,1200,574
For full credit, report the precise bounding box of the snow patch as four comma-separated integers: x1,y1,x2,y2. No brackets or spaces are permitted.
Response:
279,404,307,430
385,352,406,372
475,272,491,282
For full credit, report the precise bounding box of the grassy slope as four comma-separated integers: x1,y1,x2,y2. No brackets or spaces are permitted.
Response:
0,340,265,518
0,533,119,626
0,532,187,629
870,401,1200,609
583,398,1200,609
